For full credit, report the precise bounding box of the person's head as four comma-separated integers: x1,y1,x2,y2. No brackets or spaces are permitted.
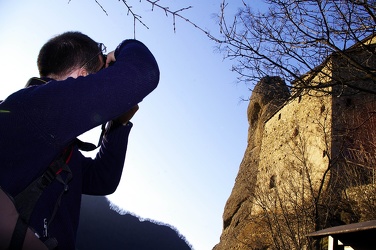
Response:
37,31,105,80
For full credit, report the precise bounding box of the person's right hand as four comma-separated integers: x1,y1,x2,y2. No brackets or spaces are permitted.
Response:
105,51,116,68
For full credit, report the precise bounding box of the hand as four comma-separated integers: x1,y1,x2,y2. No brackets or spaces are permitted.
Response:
115,105,139,125
105,51,116,68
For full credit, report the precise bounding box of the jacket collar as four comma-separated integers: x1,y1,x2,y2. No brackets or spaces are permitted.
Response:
25,77,52,87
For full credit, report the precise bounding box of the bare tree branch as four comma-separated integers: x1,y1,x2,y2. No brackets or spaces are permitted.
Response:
212,0,376,96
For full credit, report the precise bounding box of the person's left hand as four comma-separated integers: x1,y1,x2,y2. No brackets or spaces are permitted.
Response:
114,105,139,125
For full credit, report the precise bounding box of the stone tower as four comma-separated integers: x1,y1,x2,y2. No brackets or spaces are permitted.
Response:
214,35,376,250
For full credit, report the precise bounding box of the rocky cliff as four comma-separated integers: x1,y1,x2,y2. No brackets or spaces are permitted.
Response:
213,77,290,250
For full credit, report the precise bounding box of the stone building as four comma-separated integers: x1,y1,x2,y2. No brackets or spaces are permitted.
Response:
214,35,376,249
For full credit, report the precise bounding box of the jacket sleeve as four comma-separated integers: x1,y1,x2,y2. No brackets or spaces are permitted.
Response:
15,39,159,150
80,122,133,195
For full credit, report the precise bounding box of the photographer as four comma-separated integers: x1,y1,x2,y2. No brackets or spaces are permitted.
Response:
0,31,159,249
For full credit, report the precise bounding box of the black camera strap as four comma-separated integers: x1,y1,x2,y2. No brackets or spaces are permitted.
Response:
10,145,74,250
6,78,108,249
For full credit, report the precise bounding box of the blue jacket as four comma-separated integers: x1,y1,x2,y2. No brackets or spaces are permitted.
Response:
0,39,159,249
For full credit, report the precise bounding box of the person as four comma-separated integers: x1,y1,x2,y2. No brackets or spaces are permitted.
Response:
0,31,159,249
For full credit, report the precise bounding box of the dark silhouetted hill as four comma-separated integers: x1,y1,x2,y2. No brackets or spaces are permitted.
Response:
76,195,192,250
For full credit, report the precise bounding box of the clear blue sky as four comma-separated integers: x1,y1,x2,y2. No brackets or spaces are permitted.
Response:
0,1,258,249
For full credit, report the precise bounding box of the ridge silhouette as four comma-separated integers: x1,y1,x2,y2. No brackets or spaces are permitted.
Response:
76,195,192,250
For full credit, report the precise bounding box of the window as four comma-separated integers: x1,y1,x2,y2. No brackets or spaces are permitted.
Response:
320,104,325,114
293,127,299,137
269,175,276,189
345,98,353,107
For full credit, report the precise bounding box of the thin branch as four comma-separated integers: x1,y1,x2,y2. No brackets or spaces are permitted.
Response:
120,0,149,38
95,0,108,16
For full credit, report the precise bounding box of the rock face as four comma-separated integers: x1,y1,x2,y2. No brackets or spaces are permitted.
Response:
213,77,290,250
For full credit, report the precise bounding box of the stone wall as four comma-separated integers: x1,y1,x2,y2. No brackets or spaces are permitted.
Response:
214,36,376,250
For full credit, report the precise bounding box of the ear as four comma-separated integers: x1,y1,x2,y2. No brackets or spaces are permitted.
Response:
62,68,88,80
78,68,88,77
